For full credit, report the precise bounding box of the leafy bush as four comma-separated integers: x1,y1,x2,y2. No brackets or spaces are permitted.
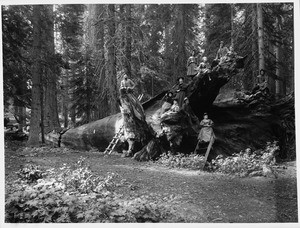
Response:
156,152,205,170
16,164,46,183
209,141,279,176
6,157,184,223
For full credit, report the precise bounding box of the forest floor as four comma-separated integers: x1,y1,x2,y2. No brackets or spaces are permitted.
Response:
4,140,298,223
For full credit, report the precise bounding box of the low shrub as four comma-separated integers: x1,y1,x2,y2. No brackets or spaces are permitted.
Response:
156,142,279,177
156,152,205,170
209,141,279,176
16,164,46,183
6,156,184,223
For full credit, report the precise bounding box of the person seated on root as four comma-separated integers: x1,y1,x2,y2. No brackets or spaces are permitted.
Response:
160,91,174,117
160,99,180,119
170,99,180,112
120,73,135,94
226,45,237,60
197,113,215,144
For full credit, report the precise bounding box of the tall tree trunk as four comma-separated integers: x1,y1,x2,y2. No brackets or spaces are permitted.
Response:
125,4,132,77
174,5,187,79
106,4,118,114
257,4,266,81
28,5,42,145
274,16,285,98
95,4,108,119
44,5,61,133
251,4,257,87
62,70,69,128
230,4,234,47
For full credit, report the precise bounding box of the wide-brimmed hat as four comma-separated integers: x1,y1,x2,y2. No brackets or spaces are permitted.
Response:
203,112,208,116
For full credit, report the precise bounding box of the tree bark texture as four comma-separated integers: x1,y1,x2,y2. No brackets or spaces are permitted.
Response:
106,4,119,115
43,5,61,133
125,4,132,77
95,4,108,119
257,4,265,80
27,5,42,145
251,4,257,88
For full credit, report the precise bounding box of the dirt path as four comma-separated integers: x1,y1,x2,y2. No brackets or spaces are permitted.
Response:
5,141,298,223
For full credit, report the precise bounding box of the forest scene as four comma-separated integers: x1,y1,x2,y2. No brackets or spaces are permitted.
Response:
2,2,298,224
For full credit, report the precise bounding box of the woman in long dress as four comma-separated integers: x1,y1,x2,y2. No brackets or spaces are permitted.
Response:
198,113,215,143
186,50,198,79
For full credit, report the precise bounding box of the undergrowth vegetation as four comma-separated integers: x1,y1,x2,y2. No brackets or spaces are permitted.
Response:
156,152,205,170
157,142,279,177
5,157,184,223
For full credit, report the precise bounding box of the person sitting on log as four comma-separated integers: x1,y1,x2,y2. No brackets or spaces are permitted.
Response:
174,77,188,108
186,50,198,80
251,69,270,97
197,113,215,144
120,73,135,94
160,99,180,119
215,41,229,65
159,91,174,116
226,45,237,60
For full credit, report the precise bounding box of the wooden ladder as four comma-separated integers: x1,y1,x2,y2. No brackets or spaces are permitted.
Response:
104,126,123,154
104,94,143,155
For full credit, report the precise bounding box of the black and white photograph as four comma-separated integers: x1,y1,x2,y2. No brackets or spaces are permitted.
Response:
1,0,299,226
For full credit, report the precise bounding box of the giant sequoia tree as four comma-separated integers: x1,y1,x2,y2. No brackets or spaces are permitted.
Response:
27,5,43,145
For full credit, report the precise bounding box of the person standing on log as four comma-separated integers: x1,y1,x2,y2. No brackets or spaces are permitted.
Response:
120,73,135,94
173,77,188,108
186,50,198,79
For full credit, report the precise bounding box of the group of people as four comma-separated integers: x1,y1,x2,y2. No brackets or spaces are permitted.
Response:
187,41,237,80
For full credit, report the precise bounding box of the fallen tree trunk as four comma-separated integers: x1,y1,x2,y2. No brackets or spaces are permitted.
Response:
59,55,294,161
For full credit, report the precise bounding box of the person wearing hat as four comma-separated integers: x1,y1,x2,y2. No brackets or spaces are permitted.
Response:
197,112,215,144
173,76,188,108
120,73,135,94
186,50,198,79
215,41,229,62
160,91,174,116
182,97,200,129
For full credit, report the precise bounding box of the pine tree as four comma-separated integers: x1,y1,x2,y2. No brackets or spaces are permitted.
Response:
2,5,32,129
